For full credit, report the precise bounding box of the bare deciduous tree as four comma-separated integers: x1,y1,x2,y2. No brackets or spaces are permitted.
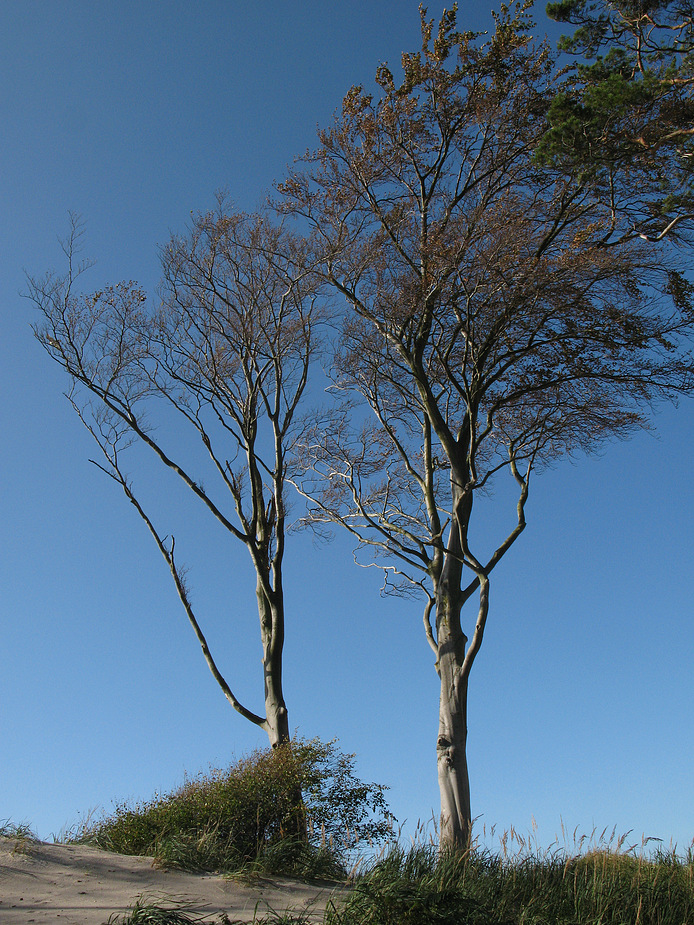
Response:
279,2,694,847
28,202,320,750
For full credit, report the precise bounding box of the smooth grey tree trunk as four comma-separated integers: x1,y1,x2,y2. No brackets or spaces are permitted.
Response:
435,576,473,849
434,470,476,849
436,655,472,849
258,582,290,749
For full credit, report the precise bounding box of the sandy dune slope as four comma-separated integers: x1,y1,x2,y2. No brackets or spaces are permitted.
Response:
0,837,346,924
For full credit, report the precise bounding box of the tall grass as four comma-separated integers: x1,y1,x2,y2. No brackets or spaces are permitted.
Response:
109,835,694,925
329,836,694,925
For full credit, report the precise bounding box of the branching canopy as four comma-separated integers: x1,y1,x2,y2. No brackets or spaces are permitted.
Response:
281,2,694,624
27,203,322,739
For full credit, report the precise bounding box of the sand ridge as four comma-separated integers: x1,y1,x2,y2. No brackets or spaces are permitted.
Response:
0,836,346,924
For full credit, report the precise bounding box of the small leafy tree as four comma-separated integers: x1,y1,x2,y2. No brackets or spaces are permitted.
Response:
279,2,694,847
292,738,393,850
28,201,321,750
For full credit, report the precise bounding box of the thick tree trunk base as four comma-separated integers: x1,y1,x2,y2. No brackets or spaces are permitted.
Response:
437,732,471,849
437,662,472,849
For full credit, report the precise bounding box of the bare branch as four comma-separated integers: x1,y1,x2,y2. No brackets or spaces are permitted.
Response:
29,203,323,749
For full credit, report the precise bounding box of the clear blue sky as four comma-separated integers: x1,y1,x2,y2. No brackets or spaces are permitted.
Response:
1,1,692,856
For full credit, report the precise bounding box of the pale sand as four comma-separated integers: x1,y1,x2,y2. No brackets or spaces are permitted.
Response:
0,837,348,924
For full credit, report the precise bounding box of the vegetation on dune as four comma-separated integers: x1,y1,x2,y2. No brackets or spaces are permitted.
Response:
107,894,322,925
73,739,391,878
5,784,694,924
0,820,38,840
65,736,694,923
105,895,222,925
330,839,694,925
103,836,694,925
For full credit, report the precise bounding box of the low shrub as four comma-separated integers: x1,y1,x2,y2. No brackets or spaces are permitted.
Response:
75,738,391,877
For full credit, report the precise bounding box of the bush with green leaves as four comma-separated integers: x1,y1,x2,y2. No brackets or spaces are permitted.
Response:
290,739,391,850
76,738,391,876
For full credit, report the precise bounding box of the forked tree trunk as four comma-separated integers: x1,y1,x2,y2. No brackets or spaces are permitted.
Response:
433,450,524,849
257,584,306,841
257,582,291,748
263,687,290,748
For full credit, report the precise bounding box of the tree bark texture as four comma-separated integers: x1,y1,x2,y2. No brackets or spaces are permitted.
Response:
434,472,479,849
257,581,290,748
437,672,471,850
435,618,472,845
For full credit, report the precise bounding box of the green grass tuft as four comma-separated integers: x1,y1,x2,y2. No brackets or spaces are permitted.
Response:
105,894,222,924
0,820,39,840
237,836,350,882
